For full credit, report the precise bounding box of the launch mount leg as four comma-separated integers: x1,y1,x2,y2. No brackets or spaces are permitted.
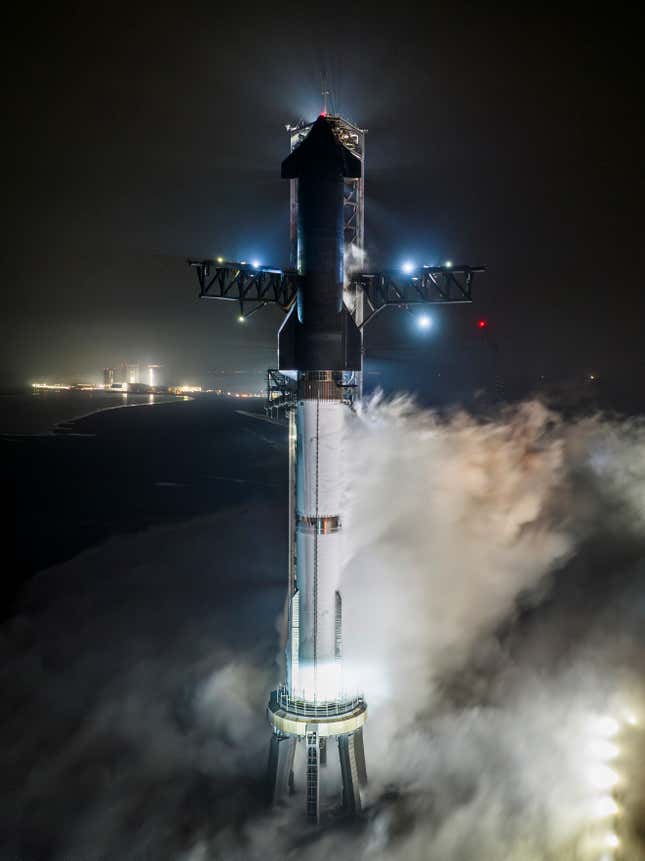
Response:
305,729,321,823
267,730,296,805
339,728,368,814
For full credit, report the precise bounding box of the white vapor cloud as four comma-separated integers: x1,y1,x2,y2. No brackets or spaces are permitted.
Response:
3,400,645,859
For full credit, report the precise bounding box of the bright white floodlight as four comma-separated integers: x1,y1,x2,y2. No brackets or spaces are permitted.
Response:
445,260,453,267
418,314,433,330
252,259,261,268
402,261,415,274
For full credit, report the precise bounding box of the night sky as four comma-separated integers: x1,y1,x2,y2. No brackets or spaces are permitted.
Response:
3,3,644,399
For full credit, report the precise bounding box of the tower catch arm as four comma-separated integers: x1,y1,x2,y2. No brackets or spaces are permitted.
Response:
354,265,486,327
188,261,485,324
188,260,301,317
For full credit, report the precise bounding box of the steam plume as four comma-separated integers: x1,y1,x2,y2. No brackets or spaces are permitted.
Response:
3,400,645,858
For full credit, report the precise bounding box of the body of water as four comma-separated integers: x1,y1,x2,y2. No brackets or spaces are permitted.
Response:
2,391,286,615
0,389,186,435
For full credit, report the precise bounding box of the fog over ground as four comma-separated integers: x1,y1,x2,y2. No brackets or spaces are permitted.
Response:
3,398,645,859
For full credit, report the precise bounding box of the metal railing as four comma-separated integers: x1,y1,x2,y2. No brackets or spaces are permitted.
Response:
276,685,364,718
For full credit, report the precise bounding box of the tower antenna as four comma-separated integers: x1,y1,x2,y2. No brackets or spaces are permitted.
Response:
321,75,330,117
321,88,329,116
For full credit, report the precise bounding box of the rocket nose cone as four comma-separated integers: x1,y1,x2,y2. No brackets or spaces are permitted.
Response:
281,117,361,180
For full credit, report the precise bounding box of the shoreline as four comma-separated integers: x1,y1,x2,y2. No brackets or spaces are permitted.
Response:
52,394,191,430
0,391,188,436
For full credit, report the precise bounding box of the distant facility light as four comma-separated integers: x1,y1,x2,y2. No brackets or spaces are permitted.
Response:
418,314,433,330
478,319,487,328
251,259,261,269
238,315,246,323
445,260,453,268
216,256,224,263
402,261,415,274
32,382,72,390
240,260,247,265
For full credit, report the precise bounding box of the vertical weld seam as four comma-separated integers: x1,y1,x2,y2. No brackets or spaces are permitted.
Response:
313,396,320,690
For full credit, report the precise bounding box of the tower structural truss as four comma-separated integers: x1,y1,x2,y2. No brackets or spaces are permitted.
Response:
187,114,485,823
286,116,365,268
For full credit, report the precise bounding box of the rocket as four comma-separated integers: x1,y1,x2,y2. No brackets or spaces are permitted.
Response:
267,116,368,821
189,108,483,822
279,117,362,702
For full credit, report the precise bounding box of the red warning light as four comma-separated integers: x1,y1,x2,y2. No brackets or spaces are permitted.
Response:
320,112,327,118
477,319,487,329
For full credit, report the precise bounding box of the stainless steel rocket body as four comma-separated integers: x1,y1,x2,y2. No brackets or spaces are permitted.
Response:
288,372,346,702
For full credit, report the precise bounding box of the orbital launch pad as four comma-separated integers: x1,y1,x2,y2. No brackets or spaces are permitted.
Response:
189,108,484,823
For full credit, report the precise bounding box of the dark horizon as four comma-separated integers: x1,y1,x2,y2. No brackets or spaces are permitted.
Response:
3,3,644,403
